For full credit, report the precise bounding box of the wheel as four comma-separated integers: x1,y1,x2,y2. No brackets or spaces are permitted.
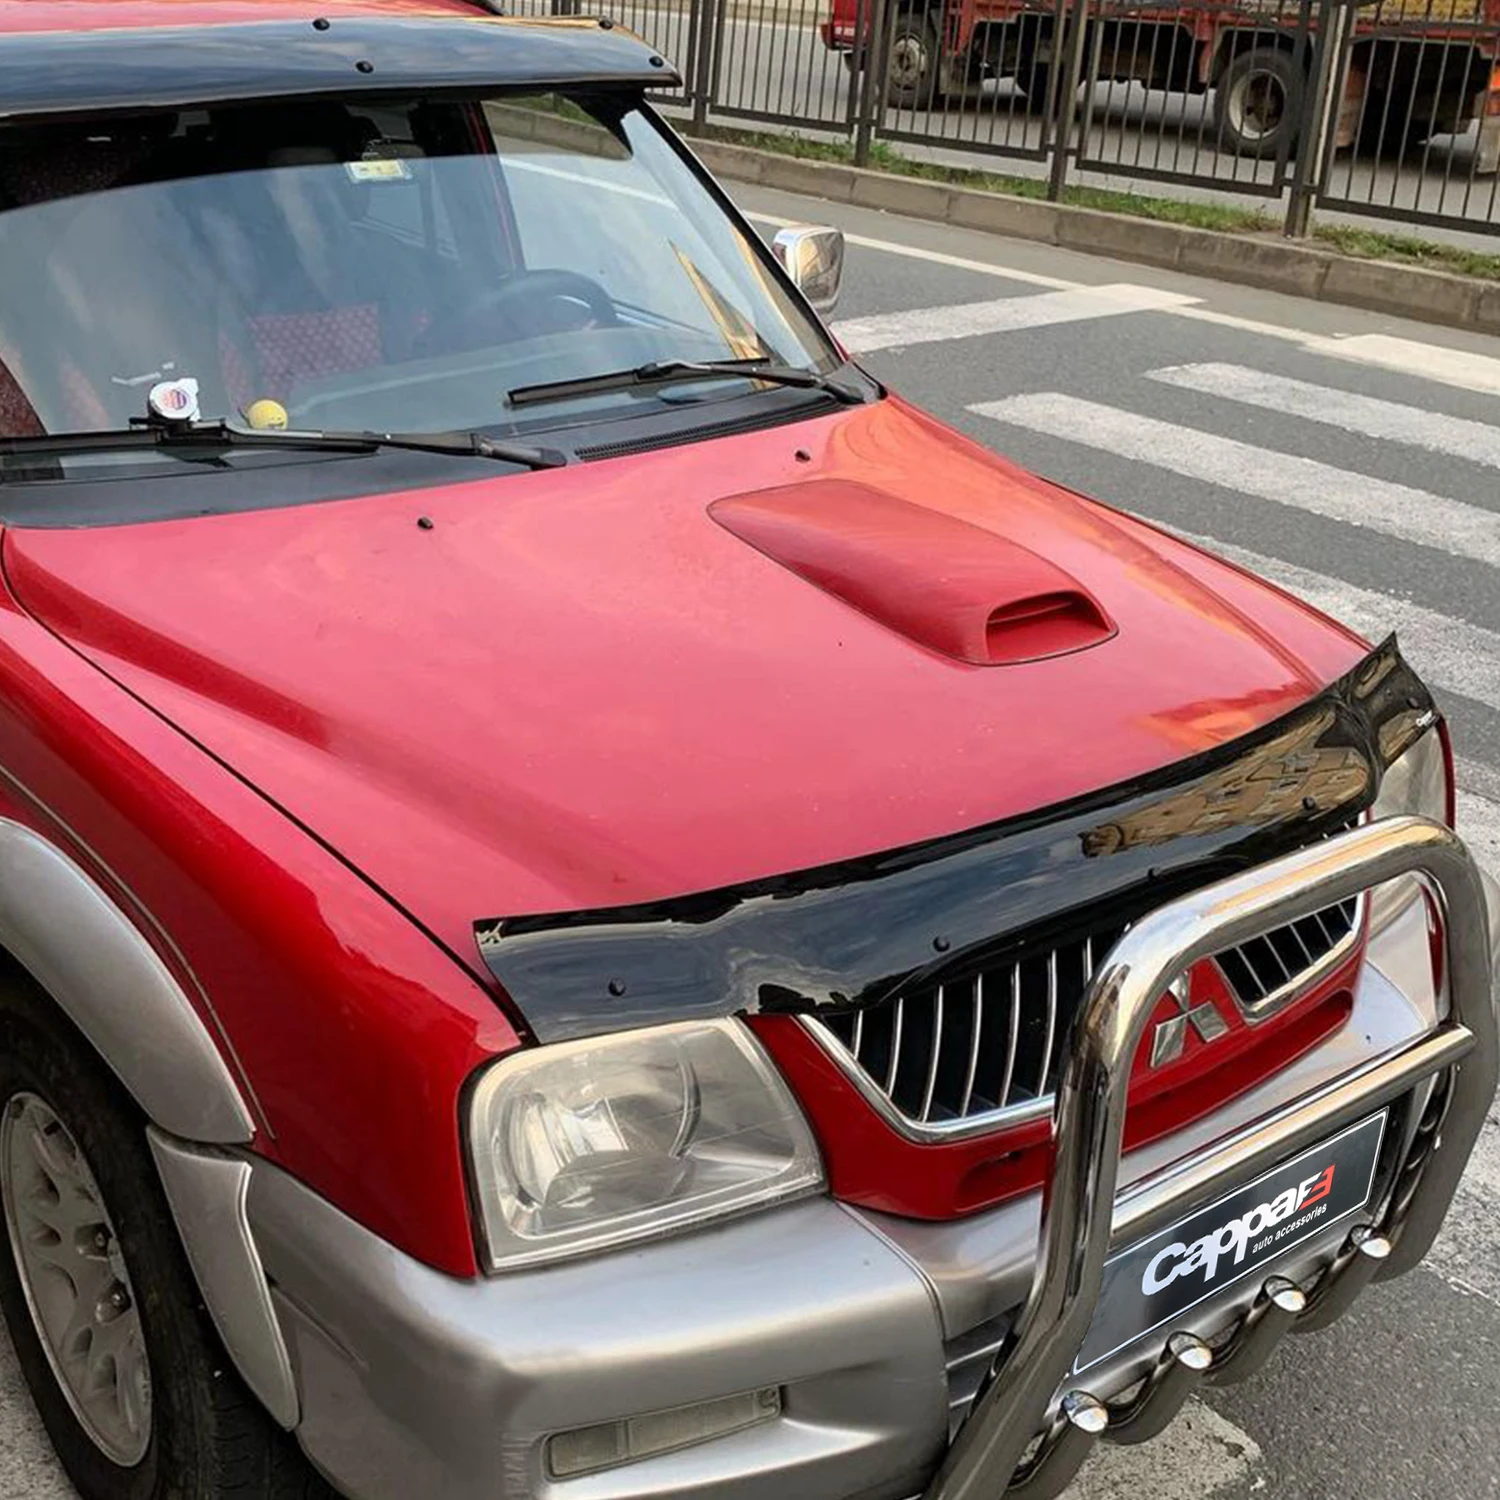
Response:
1214,46,1303,159
885,12,949,110
0,978,333,1500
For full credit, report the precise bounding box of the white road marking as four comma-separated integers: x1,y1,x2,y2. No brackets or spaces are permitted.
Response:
1309,334,1500,399
1066,1399,1262,1498
832,285,1200,354
1147,363,1500,469
973,394,1500,570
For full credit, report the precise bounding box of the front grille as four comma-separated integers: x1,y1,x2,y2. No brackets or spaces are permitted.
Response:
814,897,1361,1133
1218,896,1361,1011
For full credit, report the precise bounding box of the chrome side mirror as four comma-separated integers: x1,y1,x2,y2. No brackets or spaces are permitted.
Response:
771,225,845,316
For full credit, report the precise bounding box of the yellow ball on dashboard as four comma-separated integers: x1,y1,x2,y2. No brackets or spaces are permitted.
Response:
243,399,289,431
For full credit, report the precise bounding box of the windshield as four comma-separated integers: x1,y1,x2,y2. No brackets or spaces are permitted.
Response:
0,92,839,449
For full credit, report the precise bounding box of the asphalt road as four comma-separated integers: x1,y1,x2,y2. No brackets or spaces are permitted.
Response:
7,186,1500,1500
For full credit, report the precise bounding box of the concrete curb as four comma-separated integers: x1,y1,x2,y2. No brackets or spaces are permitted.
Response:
690,138,1500,334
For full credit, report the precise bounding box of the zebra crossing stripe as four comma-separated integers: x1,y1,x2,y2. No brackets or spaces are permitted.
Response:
970,393,1500,571
1146,363,1500,470
831,285,1198,355
1307,334,1500,400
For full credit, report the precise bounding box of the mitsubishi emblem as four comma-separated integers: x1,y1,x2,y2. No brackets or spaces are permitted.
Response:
1149,968,1232,1069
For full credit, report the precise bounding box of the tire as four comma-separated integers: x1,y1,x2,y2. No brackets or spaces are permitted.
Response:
0,977,334,1500
886,12,949,110
1214,46,1303,159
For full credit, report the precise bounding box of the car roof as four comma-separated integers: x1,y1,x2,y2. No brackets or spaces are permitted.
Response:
0,3,677,119
0,0,483,37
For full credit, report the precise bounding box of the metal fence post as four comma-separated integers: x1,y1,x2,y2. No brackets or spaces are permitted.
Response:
854,0,891,167
690,0,723,132
1047,0,1091,201
1284,0,1350,237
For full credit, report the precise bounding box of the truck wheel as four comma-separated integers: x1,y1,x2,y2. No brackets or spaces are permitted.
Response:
886,13,948,109
0,981,332,1500
1215,47,1302,158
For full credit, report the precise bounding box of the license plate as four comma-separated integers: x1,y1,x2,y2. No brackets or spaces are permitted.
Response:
1074,1110,1387,1374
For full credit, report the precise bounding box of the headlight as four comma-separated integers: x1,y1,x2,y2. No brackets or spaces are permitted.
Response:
469,1020,824,1271
1368,724,1450,932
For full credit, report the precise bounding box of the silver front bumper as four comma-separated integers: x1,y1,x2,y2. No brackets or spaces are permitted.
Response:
155,822,1499,1500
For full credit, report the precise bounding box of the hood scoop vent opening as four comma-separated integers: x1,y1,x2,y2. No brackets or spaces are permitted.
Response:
710,480,1116,666
984,590,1115,666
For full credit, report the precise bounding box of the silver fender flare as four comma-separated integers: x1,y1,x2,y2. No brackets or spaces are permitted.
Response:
0,820,295,1424
0,816,254,1144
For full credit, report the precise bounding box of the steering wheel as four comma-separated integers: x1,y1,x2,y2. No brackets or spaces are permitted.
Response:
415,268,618,356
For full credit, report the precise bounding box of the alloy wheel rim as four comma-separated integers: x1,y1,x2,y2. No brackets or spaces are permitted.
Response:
0,1092,152,1466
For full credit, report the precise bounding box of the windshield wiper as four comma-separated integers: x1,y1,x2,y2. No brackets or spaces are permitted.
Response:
0,421,568,471
506,358,865,410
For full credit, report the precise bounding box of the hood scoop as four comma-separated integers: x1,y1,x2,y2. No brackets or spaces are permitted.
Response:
711,480,1116,666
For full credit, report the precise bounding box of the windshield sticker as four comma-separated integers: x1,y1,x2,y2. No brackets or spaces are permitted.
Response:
346,159,412,183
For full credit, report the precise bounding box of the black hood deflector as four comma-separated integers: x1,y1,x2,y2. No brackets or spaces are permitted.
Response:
477,638,1436,1042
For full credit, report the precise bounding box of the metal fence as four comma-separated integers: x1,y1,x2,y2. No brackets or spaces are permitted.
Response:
505,0,1500,237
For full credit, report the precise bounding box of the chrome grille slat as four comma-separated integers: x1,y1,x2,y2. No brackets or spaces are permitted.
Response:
1284,918,1317,967
1039,951,1058,1098
958,973,983,1116
1237,940,1279,991
884,993,904,1096
814,891,1361,1136
999,965,1021,1110
920,986,945,1123
1262,935,1296,984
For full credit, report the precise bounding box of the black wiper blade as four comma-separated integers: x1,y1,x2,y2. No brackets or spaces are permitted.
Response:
0,422,568,471
506,358,864,410
297,425,570,469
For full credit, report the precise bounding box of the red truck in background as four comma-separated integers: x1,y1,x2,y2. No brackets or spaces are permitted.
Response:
822,0,1500,167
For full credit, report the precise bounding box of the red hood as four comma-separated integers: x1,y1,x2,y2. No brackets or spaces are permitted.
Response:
4,397,1366,964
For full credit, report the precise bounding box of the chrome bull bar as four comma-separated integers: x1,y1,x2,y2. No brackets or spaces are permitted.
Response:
924,816,1498,1500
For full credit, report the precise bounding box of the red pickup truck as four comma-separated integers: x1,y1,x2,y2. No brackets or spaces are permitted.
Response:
825,0,1500,164
0,4,1496,1500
